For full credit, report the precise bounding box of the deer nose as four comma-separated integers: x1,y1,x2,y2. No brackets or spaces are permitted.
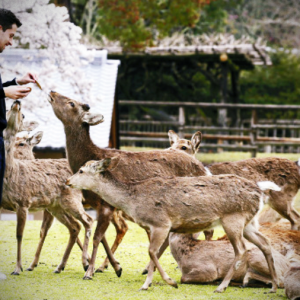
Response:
82,104,90,111
15,100,21,105
50,90,56,93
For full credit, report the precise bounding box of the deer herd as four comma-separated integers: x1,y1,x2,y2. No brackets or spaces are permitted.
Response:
1,91,300,298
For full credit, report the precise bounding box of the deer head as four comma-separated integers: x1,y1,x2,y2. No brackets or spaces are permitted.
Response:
168,130,202,157
48,91,104,128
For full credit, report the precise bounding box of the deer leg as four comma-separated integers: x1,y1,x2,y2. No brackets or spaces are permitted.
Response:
140,227,176,290
243,269,273,287
204,230,214,241
27,210,54,271
243,219,278,293
269,191,300,230
52,212,81,273
215,215,247,293
83,204,122,280
96,210,128,273
62,199,94,271
11,207,28,275
142,232,169,275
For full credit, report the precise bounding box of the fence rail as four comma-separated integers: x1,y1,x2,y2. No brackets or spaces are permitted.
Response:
119,101,300,156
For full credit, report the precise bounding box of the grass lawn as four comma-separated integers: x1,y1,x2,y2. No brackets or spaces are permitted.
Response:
0,220,288,300
1,150,298,300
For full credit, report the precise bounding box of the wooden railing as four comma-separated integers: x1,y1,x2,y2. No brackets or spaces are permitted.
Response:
119,101,300,157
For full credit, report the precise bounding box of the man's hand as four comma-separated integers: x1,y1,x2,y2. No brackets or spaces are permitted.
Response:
16,72,38,85
3,86,31,100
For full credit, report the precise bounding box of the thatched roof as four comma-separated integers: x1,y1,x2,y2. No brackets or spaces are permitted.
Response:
101,33,271,69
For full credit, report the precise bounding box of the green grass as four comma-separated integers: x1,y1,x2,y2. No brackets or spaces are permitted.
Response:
0,221,288,300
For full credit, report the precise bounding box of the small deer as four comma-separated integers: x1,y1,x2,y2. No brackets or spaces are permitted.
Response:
66,157,280,293
168,130,202,157
2,101,93,275
14,131,43,160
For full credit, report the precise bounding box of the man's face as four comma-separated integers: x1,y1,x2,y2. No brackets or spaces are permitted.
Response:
0,24,17,53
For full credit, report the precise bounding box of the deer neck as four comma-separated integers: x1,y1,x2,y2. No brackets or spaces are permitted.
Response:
64,123,101,173
93,172,131,211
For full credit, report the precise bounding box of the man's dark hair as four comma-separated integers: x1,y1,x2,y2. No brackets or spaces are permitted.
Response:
0,8,22,31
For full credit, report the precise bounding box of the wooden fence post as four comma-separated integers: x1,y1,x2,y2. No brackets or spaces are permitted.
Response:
178,106,185,138
250,109,258,157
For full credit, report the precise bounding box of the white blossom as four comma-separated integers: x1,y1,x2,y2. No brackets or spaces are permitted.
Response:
0,0,96,110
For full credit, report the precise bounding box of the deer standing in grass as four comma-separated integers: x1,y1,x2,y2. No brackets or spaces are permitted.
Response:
169,130,300,232
66,157,280,293
13,130,91,271
48,91,209,279
1,101,93,275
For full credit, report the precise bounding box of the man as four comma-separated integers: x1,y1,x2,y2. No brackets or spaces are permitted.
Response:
0,8,38,206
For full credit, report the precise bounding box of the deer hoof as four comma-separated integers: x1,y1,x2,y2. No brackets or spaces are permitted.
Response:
142,269,148,275
84,265,89,272
10,271,20,275
116,268,122,278
83,275,93,280
95,267,104,273
26,268,33,271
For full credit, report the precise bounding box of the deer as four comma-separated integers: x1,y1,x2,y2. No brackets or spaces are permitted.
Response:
12,130,92,271
48,91,210,280
13,131,43,160
169,220,300,288
66,157,281,293
1,100,93,275
284,259,300,300
169,130,300,233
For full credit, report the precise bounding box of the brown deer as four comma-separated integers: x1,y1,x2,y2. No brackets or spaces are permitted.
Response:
1,101,93,275
169,220,300,288
13,131,43,160
169,130,300,232
12,130,91,272
66,158,280,293
48,91,209,279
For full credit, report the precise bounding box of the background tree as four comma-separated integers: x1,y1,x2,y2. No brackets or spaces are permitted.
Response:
0,0,97,110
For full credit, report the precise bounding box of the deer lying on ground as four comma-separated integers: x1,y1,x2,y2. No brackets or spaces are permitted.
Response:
169,130,300,232
48,91,210,279
284,258,300,300
66,157,280,293
1,101,93,275
169,220,300,288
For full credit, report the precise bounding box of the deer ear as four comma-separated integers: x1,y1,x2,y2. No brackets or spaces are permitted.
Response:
91,158,112,173
168,130,179,146
191,131,202,153
29,131,43,146
82,112,104,126
21,121,39,132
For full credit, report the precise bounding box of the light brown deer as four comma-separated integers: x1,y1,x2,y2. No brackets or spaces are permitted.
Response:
66,158,280,293
284,259,300,300
169,221,300,288
48,91,208,279
13,131,43,160
1,101,93,275
169,130,300,232
12,130,91,272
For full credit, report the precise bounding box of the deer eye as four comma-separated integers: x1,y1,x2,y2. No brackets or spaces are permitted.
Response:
79,170,83,174
181,146,187,150
69,102,75,108
19,143,25,147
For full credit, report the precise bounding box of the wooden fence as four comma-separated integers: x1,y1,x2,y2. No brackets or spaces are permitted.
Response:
118,101,300,157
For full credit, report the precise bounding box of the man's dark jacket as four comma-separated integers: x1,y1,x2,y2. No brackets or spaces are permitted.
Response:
0,75,17,136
